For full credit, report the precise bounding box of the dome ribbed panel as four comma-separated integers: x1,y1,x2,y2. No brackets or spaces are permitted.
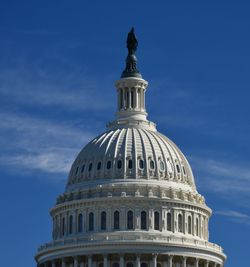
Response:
66,128,196,192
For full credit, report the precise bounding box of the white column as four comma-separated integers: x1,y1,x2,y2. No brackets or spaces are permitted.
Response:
136,254,140,267
74,257,78,267
205,260,209,267
88,255,92,267
152,254,157,267
128,88,131,109
182,257,187,267
120,254,125,267
168,255,173,267
137,88,140,109
195,258,199,267
104,254,108,267
62,258,66,267
80,262,84,267
52,260,56,267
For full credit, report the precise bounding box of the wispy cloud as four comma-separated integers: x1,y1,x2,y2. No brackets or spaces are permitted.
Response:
0,112,95,177
215,210,250,225
0,67,113,112
190,156,250,197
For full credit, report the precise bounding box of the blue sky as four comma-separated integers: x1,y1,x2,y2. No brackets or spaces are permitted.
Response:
0,1,249,266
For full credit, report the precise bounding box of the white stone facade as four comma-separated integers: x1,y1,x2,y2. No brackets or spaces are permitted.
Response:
35,46,226,267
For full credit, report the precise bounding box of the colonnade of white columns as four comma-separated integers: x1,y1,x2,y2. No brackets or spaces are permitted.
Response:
40,254,222,267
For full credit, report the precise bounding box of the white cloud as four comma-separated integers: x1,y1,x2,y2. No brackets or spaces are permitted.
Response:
0,112,95,176
190,156,250,196
0,66,114,111
215,210,250,225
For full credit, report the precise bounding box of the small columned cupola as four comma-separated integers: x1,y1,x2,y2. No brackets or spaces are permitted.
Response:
108,28,156,131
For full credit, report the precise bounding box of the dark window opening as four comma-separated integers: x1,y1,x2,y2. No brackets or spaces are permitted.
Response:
154,211,160,230
178,214,183,232
150,160,155,170
128,159,133,169
141,211,147,230
117,159,122,169
167,212,172,231
62,217,65,236
114,211,120,230
139,159,144,169
107,161,112,170
188,216,192,234
127,210,133,230
176,164,180,173
89,212,94,231
69,215,73,234
88,163,93,172
97,161,102,170
101,211,106,230
78,214,83,233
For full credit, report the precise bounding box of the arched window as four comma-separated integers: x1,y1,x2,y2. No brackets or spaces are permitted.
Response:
188,215,192,234
112,263,119,267
178,214,183,233
107,160,112,170
167,212,172,231
141,263,148,267
154,211,160,230
127,262,134,267
117,159,122,169
75,167,79,175
141,211,147,230
128,159,133,169
196,218,199,236
157,264,161,267
89,212,94,231
88,163,93,172
139,159,144,169
78,214,83,233
159,161,165,171
97,161,102,170
99,263,104,267
182,166,186,175
127,210,133,230
69,215,73,234
62,217,65,236
101,211,106,230
149,160,155,170
176,164,180,173
114,211,120,230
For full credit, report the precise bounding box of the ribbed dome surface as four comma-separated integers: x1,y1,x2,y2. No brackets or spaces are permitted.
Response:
66,127,196,192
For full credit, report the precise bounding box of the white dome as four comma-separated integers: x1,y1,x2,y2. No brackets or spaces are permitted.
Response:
36,31,226,267
66,127,196,193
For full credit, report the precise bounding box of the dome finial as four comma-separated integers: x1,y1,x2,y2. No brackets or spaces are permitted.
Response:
121,27,142,78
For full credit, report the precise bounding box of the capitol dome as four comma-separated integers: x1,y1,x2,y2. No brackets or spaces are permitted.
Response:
36,29,226,267
66,127,196,193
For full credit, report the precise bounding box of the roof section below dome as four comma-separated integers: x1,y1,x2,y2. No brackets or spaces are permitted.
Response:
66,128,196,193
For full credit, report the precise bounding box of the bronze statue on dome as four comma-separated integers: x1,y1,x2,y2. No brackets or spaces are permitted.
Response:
126,27,138,55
